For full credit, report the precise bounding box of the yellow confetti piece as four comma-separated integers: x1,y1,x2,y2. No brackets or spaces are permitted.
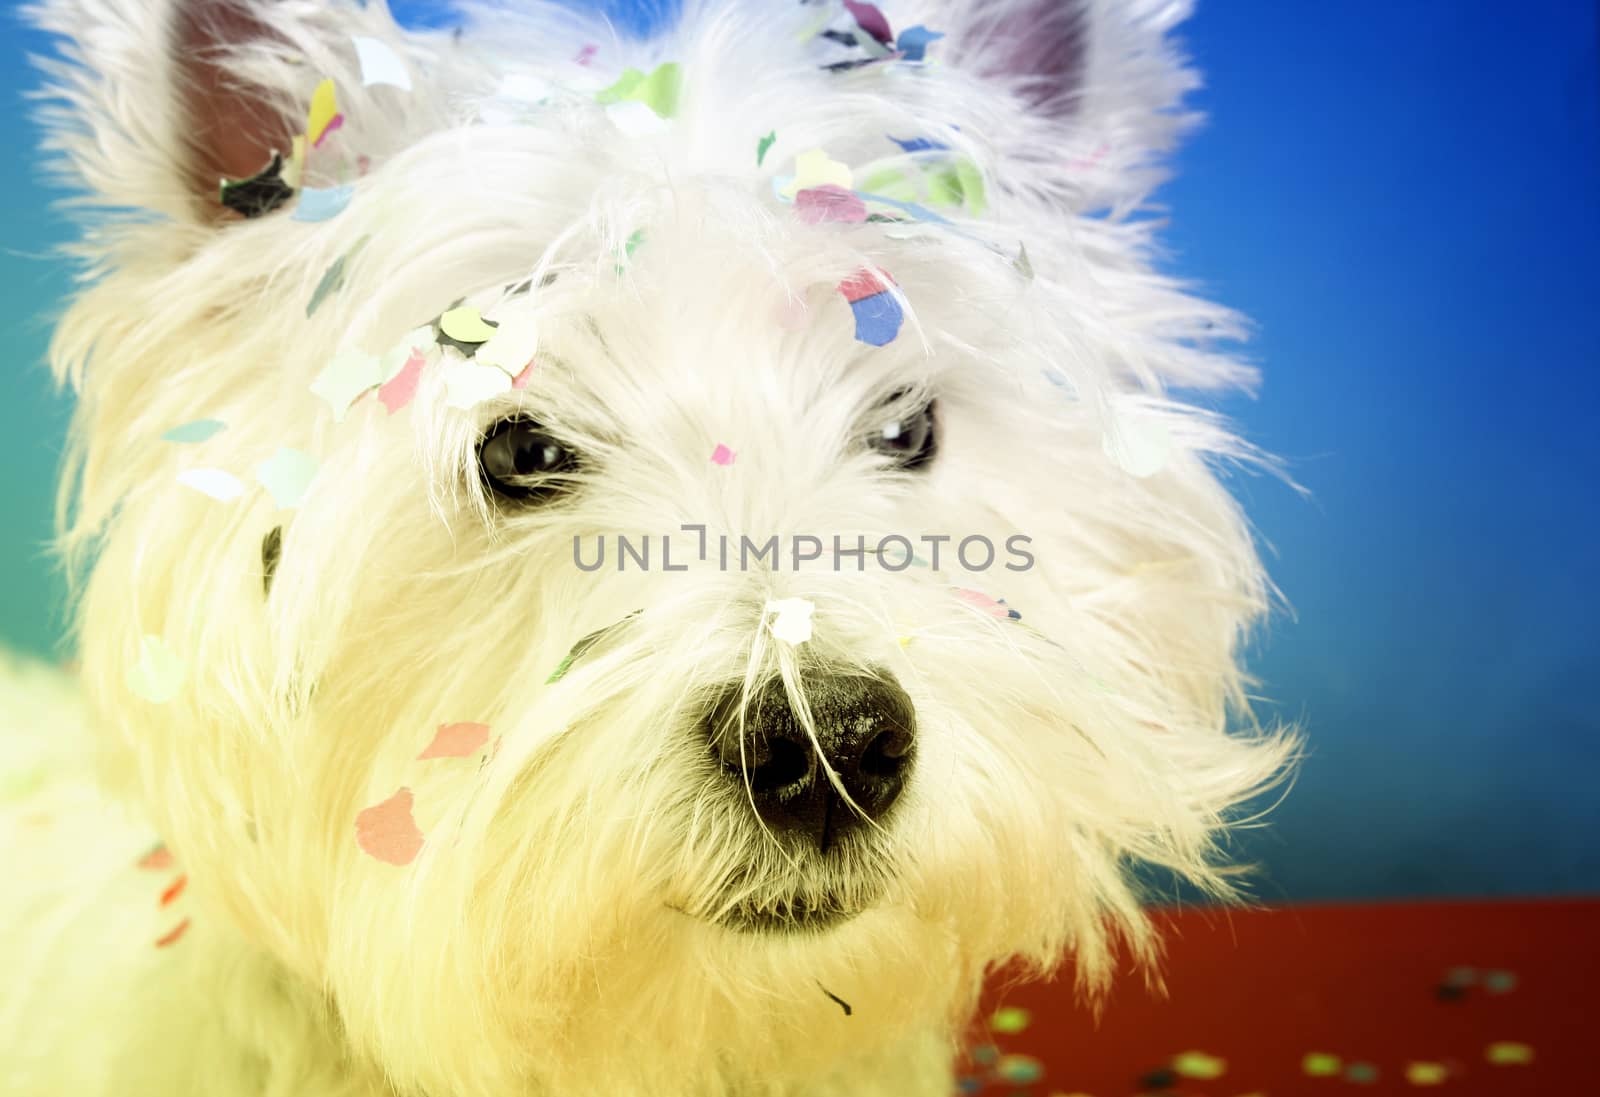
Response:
283,135,306,189
595,61,682,119
989,1006,1030,1034
439,306,498,344
1172,1050,1226,1079
1302,1052,1342,1077
1486,1041,1533,1065
306,78,340,146
780,148,853,200
1404,1062,1447,1085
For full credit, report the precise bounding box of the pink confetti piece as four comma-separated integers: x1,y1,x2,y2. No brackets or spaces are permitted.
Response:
378,350,426,413
159,874,187,908
574,43,597,65
842,0,894,44
154,918,191,948
837,269,903,347
137,844,173,871
511,358,538,389
312,113,345,148
418,721,492,760
711,443,736,466
355,787,424,866
838,268,895,303
795,185,868,225
954,588,1022,620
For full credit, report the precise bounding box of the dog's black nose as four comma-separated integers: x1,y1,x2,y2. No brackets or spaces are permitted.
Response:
706,670,915,851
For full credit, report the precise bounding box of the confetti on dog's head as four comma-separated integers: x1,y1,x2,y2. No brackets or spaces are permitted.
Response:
27,0,1297,1093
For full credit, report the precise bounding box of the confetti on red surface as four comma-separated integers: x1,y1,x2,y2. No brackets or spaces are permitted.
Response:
418,722,492,760
1405,1061,1448,1085
1486,1041,1534,1065
355,788,424,866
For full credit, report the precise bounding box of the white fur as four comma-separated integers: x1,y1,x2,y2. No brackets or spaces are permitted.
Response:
4,1,1297,1094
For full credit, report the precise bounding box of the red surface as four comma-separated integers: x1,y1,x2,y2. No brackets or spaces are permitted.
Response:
961,899,1597,1096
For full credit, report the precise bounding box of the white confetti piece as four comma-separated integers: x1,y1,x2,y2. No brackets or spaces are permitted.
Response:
126,635,186,704
1102,404,1173,478
176,468,245,501
765,597,815,645
477,313,539,374
443,359,514,410
606,99,671,137
255,448,320,509
352,35,412,90
311,350,383,421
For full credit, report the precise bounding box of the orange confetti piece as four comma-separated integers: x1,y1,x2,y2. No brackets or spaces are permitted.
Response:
155,918,191,948
355,787,424,865
137,843,173,870
418,721,492,760
159,874,188,908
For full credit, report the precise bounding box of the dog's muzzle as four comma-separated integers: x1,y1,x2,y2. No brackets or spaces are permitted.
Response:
704,669,915,852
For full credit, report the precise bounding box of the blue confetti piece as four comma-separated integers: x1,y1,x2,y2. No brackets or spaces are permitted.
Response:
161,418,226,444
888,134,949,153
292,185,355,223
895,25,944,62
847,291,903,347
853,190,954,225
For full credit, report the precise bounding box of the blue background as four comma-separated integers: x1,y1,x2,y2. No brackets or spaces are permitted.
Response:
2,1,1596,902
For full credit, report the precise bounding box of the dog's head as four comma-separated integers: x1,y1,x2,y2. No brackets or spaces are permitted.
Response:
35,0,1294,1090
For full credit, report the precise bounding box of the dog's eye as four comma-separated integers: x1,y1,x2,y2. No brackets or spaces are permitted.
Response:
869,394,937,470
478,417,578,502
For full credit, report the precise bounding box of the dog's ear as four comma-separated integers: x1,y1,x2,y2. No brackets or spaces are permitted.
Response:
30,0,338,225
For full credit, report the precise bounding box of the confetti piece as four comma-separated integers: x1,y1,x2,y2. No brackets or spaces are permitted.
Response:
177,468,246,501
291,184,354,223
547,613,640,684
780,148,853,200
595,61,683,119
605,99,672,137
126,634,186,704
995,1055,1043,1084
1484,970,1518,993
1404,1062,1447,1085
162,419,226,444
1014,242,1034,279
796,185,867,224
307,78,342,147
1345,1062,1380,1084
895,25,944,61
574,43,597,65
855,189,954,226
283,135,306,189
1444,966,1477,986
842,0,893,44
355,787,424,866
989,1006,1030,1034
510,358,538,389
307,254,349,317
1102,405,1173,478
352,35,412,90
1172,1051,1226,1080
1302,1053,1342,1077
765,598,815,645
158,874,187,908
137,844,173,871
254,448,319,509
439,306,499,345
954,588,1022,620
311,350,382,420
219,151,293,218
1486,1041,1533,1065
837,268,903,346
757,130,776,166
477,313,540,374
154,919,191,948
888,135,949,154
711,443,736,466
969,1044,998,1066
443,360,513,410
379,350,427,413
419,722,492,760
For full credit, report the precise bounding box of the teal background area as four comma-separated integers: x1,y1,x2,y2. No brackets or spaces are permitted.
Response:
2,2,1597,902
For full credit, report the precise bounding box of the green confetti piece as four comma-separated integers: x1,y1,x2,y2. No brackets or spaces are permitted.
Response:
994,1054,1042,1084
1345,1061,1379,1084
988,1006,1030,1034
1484,970,1518,993
0,763,47,804
161,419,227,444
1302,1052,1342,1077
596,61,682,119
969,1044,998,1066
757,130,776,166
254,448,320,509
1172,1050,1226,1079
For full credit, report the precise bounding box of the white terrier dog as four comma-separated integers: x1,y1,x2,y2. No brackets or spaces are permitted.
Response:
3,0,1295,1094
